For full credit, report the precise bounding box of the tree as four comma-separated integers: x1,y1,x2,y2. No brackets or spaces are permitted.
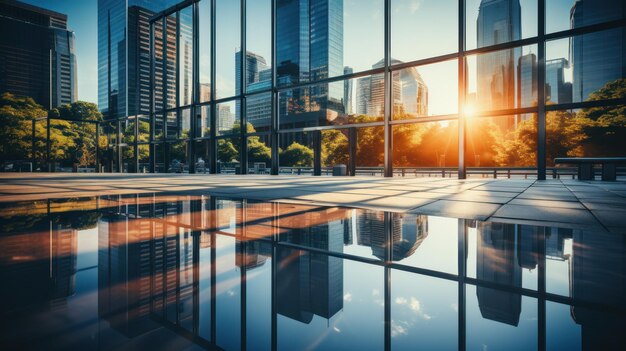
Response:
280,142,313,167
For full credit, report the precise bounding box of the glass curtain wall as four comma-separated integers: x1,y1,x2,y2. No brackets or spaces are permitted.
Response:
147,0,626,179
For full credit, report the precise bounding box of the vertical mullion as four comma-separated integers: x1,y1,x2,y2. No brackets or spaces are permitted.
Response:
538,227,547,351
190,2,200,174
240,200,247,350
210,0,218,173
383,212,392,351
96,122,100,172
458,0,466,179
270,0,279,175
458,219,467,351
383,0,392,177
537,0,547,180
149,22,156,173
176,10,181,142
240,0,248,174
210,197,217,346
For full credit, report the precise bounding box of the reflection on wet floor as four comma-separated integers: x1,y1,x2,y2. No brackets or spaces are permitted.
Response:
0,193,625,350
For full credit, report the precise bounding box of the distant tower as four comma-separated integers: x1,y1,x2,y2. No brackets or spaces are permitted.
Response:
476,0,521,118
0,0,77,108
570,0,625,101
344,66,354,115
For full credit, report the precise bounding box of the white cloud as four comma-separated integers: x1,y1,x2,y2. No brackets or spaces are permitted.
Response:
410,0,422,14
409,297,421,313
344,292,353,302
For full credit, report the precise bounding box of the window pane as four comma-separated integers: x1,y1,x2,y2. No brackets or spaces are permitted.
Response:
356,126,384,174
546,0,623,34
248,135,271,174
546,106,626,168
246,92,271,133
217,100,240,136
279,132,314,172
392,121,459,169
391,270,458,350
321,129,348,167
154,112,164,140
199,0,212,102
246,0,272,93
179,7,193,106
169,141,189,172
466,45,538,112
181,108,191,138
466,114,537,169
216,0,241,99
138,144,149,172
546,29,625,104
196,105,211,138
195,140,211,173
393,60,457,120
165,13,177,109
466,0,537,50
138,115,150,142
166,110,177,139
391,0,457,61
279,76,383,130
217,137,240,174
276,0,384,86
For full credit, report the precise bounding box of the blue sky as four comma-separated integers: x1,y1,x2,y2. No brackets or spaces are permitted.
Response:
19,0,576,111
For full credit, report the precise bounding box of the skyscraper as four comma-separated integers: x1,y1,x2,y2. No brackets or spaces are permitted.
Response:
476,222,522,326
545,58,572,104
476,0,521,112
276,0,344,122
343,66,353,115
235,50,272,129
356,59,428,118
0,0,77,109
98,0,181,120
570,0,625,102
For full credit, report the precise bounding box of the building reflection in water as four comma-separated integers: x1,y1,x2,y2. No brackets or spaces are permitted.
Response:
0,194,625,350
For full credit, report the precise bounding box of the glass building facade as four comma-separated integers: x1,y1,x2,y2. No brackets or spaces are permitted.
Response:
95,0,626,178
0,1,77,109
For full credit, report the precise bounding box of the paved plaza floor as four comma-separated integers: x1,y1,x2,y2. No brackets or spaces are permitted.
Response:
1,173,625,233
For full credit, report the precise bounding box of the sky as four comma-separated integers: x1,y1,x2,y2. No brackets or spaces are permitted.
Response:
19,0,577,112
22,0,99,104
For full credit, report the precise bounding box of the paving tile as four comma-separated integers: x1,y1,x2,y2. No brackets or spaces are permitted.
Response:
591,210,626,228
356,197,437,212
492,204,600,225
444,193,513,204
516,193,578,201
508,198,585,209
408,200,501,220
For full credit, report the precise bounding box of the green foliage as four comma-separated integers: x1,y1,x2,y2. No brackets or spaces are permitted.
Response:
280,142,313,167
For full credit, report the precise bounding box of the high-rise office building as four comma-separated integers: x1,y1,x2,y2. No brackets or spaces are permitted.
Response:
343,66,353,115
476,0,521,113
545,58,572,104
0,0,77,109
276,0,344,122
236,50,272,129
98,0,181,120
570,0,625,102
356,59,428,118
476,222,522,326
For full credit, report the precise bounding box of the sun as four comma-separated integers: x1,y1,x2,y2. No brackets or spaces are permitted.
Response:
463,104,476,118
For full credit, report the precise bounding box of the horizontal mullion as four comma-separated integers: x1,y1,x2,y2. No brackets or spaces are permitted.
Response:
390,114,459,125
545,98,626,112
278,121,386,133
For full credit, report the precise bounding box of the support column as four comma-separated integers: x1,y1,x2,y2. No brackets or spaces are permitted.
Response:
96,122,100,173
348,128,357,176
31,119,36,172
313,130,322,176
